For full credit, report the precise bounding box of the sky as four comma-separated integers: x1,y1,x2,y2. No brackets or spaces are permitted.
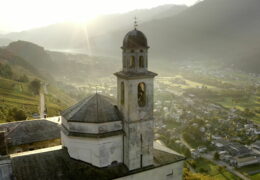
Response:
0,0,199,33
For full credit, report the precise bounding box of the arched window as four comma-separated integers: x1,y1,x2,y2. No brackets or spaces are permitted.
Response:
130,56,135,68
138,82,146,107
139,56,144,68
121,82,124,105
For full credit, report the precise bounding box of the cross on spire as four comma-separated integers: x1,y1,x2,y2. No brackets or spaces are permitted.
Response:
134,17,138,30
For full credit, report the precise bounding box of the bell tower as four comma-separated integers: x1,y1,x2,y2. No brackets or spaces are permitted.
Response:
114,22,157,170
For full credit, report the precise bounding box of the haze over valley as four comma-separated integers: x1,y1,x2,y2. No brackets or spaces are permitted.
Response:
0,0,259,179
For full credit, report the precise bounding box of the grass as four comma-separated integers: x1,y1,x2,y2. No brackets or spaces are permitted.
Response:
165,120,181,129
191,158,241,180
251,173,260,180
0,76,75,122
212,94,260,124
183,133,204,149
237,164,260,180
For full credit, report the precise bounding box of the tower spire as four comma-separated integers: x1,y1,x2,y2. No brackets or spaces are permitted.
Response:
134,16,138,30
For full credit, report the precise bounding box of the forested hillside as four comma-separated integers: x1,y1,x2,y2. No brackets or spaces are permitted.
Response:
0,47,76,123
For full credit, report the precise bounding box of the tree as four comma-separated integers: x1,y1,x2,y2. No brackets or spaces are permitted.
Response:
19,74,29,82
184,148,191,158
29,79,41,95
8,108,27,121
0,63,13,78
214,152,220,160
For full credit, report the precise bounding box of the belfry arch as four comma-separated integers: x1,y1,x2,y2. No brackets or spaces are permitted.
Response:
138,82,146,107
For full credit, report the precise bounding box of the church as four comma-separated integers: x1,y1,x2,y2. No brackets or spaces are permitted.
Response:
0,27,184,180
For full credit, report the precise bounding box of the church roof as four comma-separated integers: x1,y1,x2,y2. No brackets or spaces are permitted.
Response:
61,94,121,123
0,120,60,146
123,29,148,49
11,147,128,180
10,146,184,180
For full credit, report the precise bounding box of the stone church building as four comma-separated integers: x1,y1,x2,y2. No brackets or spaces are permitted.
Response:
0,27,184,180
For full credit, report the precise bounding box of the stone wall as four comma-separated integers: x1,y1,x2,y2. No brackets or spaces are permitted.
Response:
61,131,123,167
62,117,122,134
117,77,155,170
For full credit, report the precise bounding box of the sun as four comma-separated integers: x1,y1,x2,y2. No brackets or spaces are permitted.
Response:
0,0,199,32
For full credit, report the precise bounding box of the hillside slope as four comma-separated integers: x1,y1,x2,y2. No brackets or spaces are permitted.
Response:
93,0,260,73
1,0,259,74
0,48,76,123
4,40,120,83
1,4,187,50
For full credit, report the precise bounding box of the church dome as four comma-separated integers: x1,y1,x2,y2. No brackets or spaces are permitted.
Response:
123,29,148,49
61,94,121,123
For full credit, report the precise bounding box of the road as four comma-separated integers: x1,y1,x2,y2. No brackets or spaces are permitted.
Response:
202,153,250,180
180,134,249,180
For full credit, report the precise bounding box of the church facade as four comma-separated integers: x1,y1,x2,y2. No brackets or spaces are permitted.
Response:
0,27,185,180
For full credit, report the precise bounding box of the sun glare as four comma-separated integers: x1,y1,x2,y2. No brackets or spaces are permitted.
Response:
0,0,199,32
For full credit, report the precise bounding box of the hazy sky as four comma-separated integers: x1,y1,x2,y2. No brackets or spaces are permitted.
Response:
0,0,199,33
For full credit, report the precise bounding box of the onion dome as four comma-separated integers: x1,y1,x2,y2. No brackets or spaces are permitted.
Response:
122,29,148,49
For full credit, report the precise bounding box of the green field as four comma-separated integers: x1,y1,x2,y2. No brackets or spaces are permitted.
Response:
0,76,75,122
188,158,241,180
161,73,260,124
237,164,260,180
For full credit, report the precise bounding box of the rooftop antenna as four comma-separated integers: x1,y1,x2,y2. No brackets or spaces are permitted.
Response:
134,16,138,30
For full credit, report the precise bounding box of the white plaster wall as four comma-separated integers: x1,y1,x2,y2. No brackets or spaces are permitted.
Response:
117,77,155,170
61,131,123,167
124,120,154,170
117,77,154,122
114,161,184,180
63,120,122,134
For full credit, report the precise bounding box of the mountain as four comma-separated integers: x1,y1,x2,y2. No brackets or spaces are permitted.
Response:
2,0,260,73
0,38,12,46
47,50,120,83
1,4,187,51
0,48,41,78
4,40,120,83
6,41,54,71
91,0,260,73
0,44,77,123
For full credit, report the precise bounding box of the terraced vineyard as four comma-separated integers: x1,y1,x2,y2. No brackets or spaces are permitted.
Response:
0,77,76,123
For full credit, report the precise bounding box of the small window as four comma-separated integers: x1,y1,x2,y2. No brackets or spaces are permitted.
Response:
140,49,143,53
130,56,135,68
139,56,144,68
131,50,135,53
121,82,124,105
138,82,146,107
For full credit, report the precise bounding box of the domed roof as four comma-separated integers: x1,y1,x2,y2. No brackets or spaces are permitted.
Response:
61,94,121,123
123,29,148,49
